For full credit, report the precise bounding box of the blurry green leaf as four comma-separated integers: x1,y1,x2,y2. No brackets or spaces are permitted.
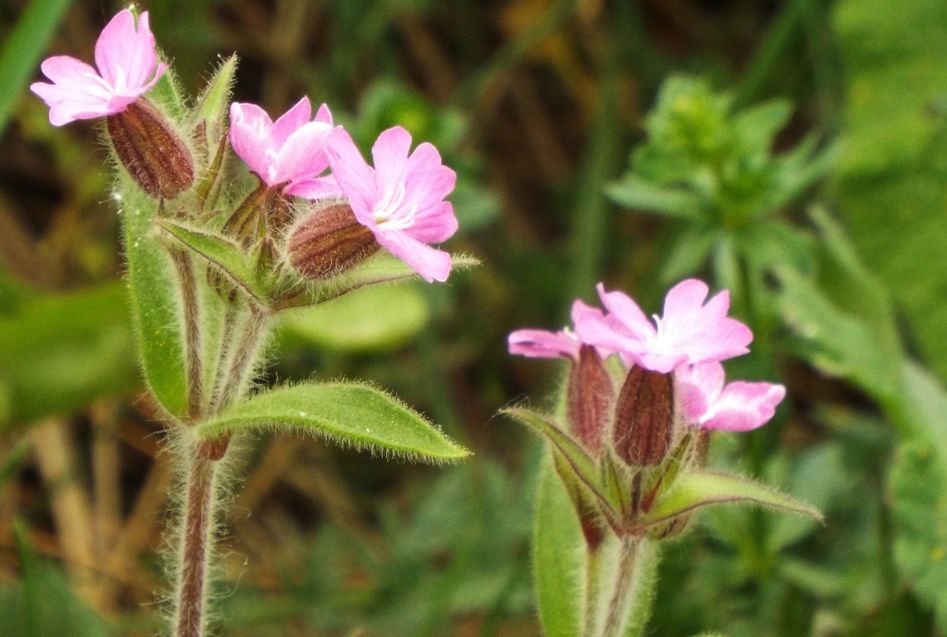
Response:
533,456,583,637
281,284,429,352
4,522,112,637
196,381,469,463
767,444,851,552
120,181,189,417
0,440,30,485
889,442,947,631
639,471,823,529
606,177,701,218
158,219,267,301
833,0,947,382
732,100,792,153
775,209,905,409
0,283,137,428
0,0,72,133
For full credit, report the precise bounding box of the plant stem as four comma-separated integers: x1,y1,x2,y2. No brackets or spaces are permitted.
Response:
173,442,219,637
215,306,268,412
171,248,204,420
601,537,638,637
583,547,602,637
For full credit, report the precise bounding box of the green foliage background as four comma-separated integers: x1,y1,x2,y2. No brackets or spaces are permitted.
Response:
1,0,946,635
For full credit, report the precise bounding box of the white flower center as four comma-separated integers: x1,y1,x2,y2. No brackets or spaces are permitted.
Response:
372,181,417,230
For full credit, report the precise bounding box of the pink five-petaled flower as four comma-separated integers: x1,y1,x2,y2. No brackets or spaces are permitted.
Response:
326,126,458,283
508,300,611,360
30,10,166,127
677,362,786,432
229,97,338,198
578,279,753,374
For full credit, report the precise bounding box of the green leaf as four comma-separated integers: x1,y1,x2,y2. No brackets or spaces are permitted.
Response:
283,252,480,309
638,471,823,530
121,183,189,417
0,283,138,429
533,455,583,637
158,219,268,301
0,0,71,134
833,0,947,382
195,381,469,463
280,284,429,352
606,177,701,218
889,441,947,631
502,407,619,520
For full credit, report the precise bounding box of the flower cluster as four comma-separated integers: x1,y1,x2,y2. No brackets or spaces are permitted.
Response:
510,278,784,440
508,279,786,542
30,9,459,284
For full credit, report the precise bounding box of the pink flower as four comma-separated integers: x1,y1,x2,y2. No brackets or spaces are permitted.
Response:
326,126,458,283
229,97,338,198
30,10,166,126
508,300,614,360
579,279,753,373
677,362,786,432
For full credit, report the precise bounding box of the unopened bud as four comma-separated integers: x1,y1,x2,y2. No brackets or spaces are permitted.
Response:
612,366,674,467
567,345,613,455
106,99,194,199
222,184,291,247
288,201,379,280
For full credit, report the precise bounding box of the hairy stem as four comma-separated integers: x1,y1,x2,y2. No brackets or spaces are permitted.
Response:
601,537,637,637
583,547,602,637
173,442,219,637
206,303,240,414
215,306,268,412
170,248,204,420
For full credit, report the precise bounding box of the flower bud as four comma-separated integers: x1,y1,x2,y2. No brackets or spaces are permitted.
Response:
288,201,380,280
612,366,674,467
567,345,613,455
222,184,291,247
106,99,194,199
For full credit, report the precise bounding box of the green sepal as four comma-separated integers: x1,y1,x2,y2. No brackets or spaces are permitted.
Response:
636,471,823,531
278,252,481,310
192,54,238,143
195,381,470,463
158,219,269,302
601,448,633,520
502,407,621,524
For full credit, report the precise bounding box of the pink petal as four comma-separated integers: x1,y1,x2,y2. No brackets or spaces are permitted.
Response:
596,284,654,341
285,175,343,200
326,127,377,220
314,103,333,124
662,279,710,318
676,362,725,420
700,382,786,432
271,97,312,146
375,230,452,283
94,10,158,92
371,126,412,202
405,201,458,243
229,102,275,183
508,329,580,359
272,120,333,185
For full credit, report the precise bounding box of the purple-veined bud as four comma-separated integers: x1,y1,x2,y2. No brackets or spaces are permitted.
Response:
106,99,194,199
612,366,674,467
566,345,613,455
288,200,381,280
